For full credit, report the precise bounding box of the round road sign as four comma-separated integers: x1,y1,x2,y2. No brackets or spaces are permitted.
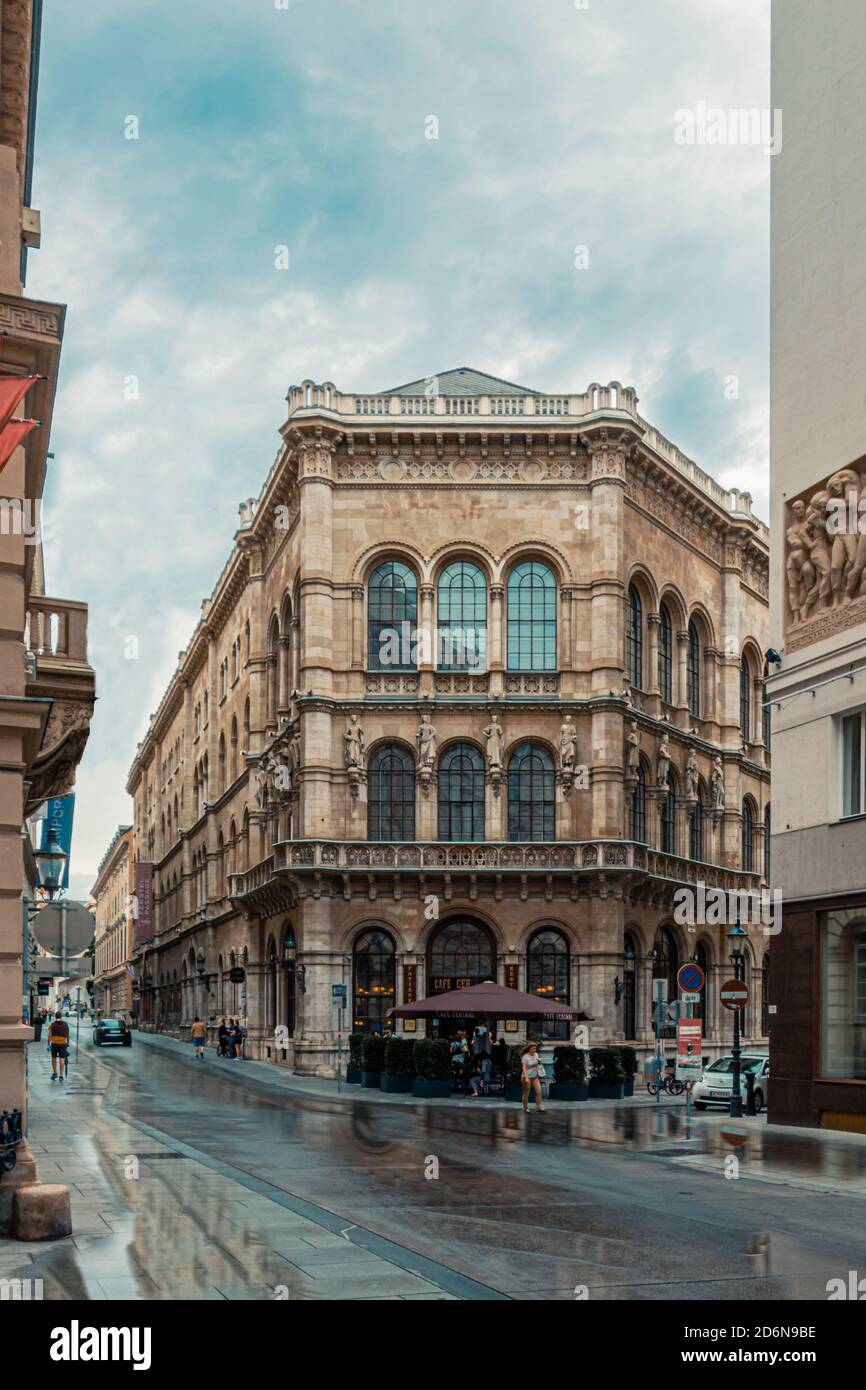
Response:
677,962,705,994
720,978,749,1011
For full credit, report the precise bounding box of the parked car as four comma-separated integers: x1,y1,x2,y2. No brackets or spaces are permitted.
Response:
92,1018,131,1048
692,1053,769,1112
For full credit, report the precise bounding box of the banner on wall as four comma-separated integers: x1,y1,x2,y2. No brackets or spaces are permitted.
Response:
134,861,154,943
39,794,75,890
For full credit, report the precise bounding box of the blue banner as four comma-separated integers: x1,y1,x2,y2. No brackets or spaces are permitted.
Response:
39,794,75,890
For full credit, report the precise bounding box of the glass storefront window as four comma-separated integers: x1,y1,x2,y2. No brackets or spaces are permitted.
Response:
821,907,866,1079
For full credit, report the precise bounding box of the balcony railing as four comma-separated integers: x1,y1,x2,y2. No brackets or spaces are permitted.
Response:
25,596,89,661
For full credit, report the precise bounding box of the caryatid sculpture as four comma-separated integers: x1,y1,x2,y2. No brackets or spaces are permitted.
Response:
710,754,725,813
685,746,699,801
656,732,671,791
626,719,641,777
416,712,438,794
483,711,504,795
559,715,578,793
344,714,365,799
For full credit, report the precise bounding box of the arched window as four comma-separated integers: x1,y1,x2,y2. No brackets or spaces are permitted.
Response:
368,561,418,671
218,732,226,794
243,697,250,751
764,804,771,883
368,744,416,841
429,919,494,990
267,615,280,722
661,773,677,855
438,743,485,841
741,799,754,872
354,934,397,1034
740,656,752,742
527,929,570,1040
266,938,278,1032
230,716,238,782
623,931,638,1039
506,561,556,671
690,781,704,862
687,620,701,717
653,926,679,1037
629,762,647,843
508,743,555,841
658,603,672,703
626,584,643,689
437,561,487,671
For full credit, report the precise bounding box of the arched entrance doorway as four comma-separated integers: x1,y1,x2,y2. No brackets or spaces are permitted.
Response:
426,918,497,1038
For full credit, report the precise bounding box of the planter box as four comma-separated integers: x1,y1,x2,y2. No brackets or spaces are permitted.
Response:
412,1078,451,1099
361,1070,381,1089
588,1081,626,1100
503,1083,524,1102
346,1066,362,1085
623,1080,634,1097
549,1082,589,1102
380,1074,413,1093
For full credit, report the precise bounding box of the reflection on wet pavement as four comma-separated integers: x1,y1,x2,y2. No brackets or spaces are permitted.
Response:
13,1035,866,1301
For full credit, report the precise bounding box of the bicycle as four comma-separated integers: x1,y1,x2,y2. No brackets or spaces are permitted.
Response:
647,1069,685,1097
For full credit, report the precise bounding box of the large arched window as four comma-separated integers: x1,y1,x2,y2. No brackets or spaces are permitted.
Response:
368,744,416,841
661,773,677,855
438,743,485,841
437,561,487,671
764,804,771,883
508,743,555,841
368,561,418,671
352,929,396,1033
690,781,704,862
623,931,638,1040
740,656,752,742
687,620,701,717
428,919,494,991
658,603,673,704
741,799,754,872
506,561,556,671
527,929,570,1040
653,926,679,1037
629,762,647,843
626,584,643,689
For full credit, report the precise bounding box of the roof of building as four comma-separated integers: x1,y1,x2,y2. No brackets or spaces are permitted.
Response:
382,366,538,397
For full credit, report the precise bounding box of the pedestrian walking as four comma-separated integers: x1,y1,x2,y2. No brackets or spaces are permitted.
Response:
48,1011,70,1082
520,1042,546,1113
190,1016,207,1060
217,1018,228,1057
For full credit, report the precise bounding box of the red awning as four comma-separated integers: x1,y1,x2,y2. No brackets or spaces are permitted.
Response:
387,980,592,1021
0,375,38,435
0,417,38,476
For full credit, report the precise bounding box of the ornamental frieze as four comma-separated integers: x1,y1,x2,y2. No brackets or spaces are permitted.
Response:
784,464,866,652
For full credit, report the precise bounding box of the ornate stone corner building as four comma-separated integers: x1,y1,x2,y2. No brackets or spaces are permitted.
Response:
91,826,134,1018
128,368,770,1074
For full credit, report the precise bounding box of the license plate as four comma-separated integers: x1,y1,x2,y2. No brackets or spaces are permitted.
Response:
710,1091,729,1098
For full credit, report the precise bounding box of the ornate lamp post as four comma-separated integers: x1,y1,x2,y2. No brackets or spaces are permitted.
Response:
727,920,748,1118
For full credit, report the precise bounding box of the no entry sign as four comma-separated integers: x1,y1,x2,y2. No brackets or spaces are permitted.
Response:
720,978,749,1011
677,962,705,994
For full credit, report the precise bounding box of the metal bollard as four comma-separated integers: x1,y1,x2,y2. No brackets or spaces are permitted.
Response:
744,1068,756,1116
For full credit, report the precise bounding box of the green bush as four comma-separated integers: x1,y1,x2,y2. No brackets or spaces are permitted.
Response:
618,1045,638,1081
413,1037,451,1081
360,1033,386,1072
553,1045,587,1084
589,1046,625,1084
383,1036,416,1077
348,1033,365,1069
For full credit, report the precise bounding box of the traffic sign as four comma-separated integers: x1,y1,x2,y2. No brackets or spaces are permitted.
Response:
331,983,347,1005
677,962,705,994
675,1018,703,1080
681,991,701,1005
229,966,245,984
720,978,749,1011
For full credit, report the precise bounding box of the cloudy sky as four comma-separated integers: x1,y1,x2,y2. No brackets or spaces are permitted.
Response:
26,0,770,896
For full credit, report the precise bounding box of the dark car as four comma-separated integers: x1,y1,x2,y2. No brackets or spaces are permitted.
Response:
92,1018,131,1047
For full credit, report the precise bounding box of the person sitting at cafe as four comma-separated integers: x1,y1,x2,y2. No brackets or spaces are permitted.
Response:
491,1035,509,1076
469,1054,493,1098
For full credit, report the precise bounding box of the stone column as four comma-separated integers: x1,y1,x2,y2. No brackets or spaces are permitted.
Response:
489,584,504,670
646,612,661,716
559,587,574,671
350,587,364,670
675,630,690,728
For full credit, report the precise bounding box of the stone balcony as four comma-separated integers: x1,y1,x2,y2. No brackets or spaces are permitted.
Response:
228,838,761,906
23,594,95,815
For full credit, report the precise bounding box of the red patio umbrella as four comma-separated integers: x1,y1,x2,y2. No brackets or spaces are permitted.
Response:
387,979,592,1022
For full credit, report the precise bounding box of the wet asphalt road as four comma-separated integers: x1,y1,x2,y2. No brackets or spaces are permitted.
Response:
22,1034,866,1300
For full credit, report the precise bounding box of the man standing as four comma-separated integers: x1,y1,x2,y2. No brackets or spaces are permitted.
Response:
48,1011,69,1082
190,1016,207,1060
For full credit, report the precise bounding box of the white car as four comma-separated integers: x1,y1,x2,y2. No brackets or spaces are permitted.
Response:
692,1053,769,1112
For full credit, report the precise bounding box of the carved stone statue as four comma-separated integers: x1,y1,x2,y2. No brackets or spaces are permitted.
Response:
710,754,725,811
685,746,699,800
255,760,271,811
656,733,671,790
558,715,577,774
416,712,437,769
344,714,366,770
626,719,641,774
482,712,504,771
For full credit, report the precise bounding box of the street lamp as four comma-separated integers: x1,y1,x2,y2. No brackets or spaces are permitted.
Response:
33,826,67,899
727,920,748,1118
282,936,297,1037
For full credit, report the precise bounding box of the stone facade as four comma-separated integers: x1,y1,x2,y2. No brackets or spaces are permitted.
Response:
91,826,133,1017
128,369,770,1074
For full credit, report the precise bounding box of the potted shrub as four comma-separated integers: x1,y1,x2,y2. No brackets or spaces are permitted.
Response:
381,1036,415,1092
549,1045,588,1101
588,1046,626,1100
503,1045,525,1102
411,1038,452,1098
619,1045,638,1097
346,1033,364,1085
360,1033,385,1088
